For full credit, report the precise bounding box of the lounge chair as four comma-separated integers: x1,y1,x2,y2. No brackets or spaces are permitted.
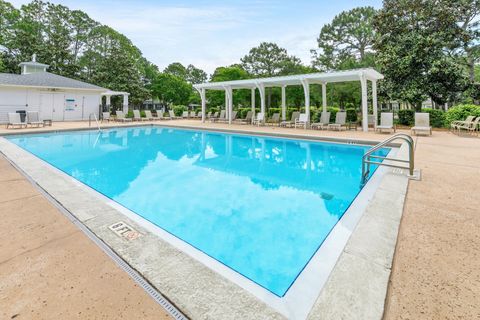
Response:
181,111,189,119
376,112,395,133
206,111,212,119
451,116,475,131
211,110,226,122
253,112,265,126
311,112,331,130
411,113,432,136
368,115,376,128
196,111,202,118
26,111,44,127
328,112,347,131
280,111,300,127
294,113,309,129
144,110,156,121
457,116,480,134
102,112,111,122
7,112,27,129
235,111,253,124
133,110,148,121
168,110,181,119
189,111,197,118
219,111,237,122
115,110,132,122
266,113,280,126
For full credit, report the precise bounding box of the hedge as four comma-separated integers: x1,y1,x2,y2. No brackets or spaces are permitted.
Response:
420,109,445,128
346,108,358,123
172,105,187,116
444,104,480,127
397,109,415,126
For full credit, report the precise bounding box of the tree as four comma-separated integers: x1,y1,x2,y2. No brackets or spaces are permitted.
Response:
312,7,377,70
241,42,304,107
452,0,480,83
151,73,192,106
0,0,157,106
241,42,301,77
163,62,187,79
186,64,207,84
207,64,250,107
164,62,207,84
374,0,470,107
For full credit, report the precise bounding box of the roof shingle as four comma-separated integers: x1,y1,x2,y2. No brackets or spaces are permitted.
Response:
0,72,107,91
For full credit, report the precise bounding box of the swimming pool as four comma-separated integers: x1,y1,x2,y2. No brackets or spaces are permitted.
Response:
7,126,388,297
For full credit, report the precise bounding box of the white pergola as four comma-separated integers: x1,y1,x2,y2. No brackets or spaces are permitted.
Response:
193,68,384,132
101,91,130,114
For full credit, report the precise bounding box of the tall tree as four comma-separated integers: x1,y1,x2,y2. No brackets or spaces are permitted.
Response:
241,42,304,107
312,7,377,70
375,0,470,107
163,62,187,79
0,0,156,106
164,62,207,84
207,64,250,107
186,64,207,84
151,73,192,106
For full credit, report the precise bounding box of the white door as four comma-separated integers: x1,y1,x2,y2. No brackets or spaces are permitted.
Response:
40,93,53,120
53,93,65,121
40,93,64,121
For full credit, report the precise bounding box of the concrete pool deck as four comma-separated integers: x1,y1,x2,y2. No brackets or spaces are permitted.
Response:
0,120,479,319
0,157,171,319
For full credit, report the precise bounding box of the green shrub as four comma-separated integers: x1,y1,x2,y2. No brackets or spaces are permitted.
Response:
327,107,340,123
346,108,358,123
173,105,186,116
266,107,280,117
397,109,415,126
237,107,250,118
445,104,480,127
420,109,445,128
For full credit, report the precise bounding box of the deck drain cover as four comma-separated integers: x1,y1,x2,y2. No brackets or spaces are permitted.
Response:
109,221,142,241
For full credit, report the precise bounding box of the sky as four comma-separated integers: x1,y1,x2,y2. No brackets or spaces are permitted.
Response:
9,0,382,74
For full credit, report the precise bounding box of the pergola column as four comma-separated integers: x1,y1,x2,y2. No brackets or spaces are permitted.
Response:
372,80,378,129
106,95,111,110
200,88,206,123
322,82,327,115
226,86,233,124
281,85,287,121
301,79,310,121
224,89,229,120
256,82,266,123
123,94,129,114
251,88,256,124
360,74,369,132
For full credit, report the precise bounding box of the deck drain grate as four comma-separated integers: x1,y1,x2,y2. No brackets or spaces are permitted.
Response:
6,157,188,320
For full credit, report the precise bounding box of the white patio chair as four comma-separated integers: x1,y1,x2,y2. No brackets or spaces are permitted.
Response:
294,113,309,129
376,112,395,133
411,113,432,136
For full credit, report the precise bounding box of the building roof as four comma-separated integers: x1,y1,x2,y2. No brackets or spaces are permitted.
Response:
194,68,384,90
0,71,107,91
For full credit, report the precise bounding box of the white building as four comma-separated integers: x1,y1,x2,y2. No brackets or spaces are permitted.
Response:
0,56,120,123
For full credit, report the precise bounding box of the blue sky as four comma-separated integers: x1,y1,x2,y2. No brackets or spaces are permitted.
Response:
9,0,382,73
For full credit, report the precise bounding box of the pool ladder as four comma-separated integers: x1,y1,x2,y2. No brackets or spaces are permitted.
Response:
89,113,101,132
361,133,419,186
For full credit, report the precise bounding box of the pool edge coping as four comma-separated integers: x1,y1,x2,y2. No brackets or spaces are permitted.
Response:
0,127,409,320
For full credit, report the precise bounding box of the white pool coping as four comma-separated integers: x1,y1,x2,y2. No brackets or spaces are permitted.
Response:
0,126,409,320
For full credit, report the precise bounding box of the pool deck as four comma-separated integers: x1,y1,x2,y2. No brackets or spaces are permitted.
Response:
0,156,171,319
0,120,479,319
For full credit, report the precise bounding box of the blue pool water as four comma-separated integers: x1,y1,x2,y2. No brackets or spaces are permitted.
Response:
7,126,389,296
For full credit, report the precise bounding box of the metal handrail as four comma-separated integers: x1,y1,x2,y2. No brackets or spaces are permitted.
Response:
361,133,415,186
89,113,101,132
